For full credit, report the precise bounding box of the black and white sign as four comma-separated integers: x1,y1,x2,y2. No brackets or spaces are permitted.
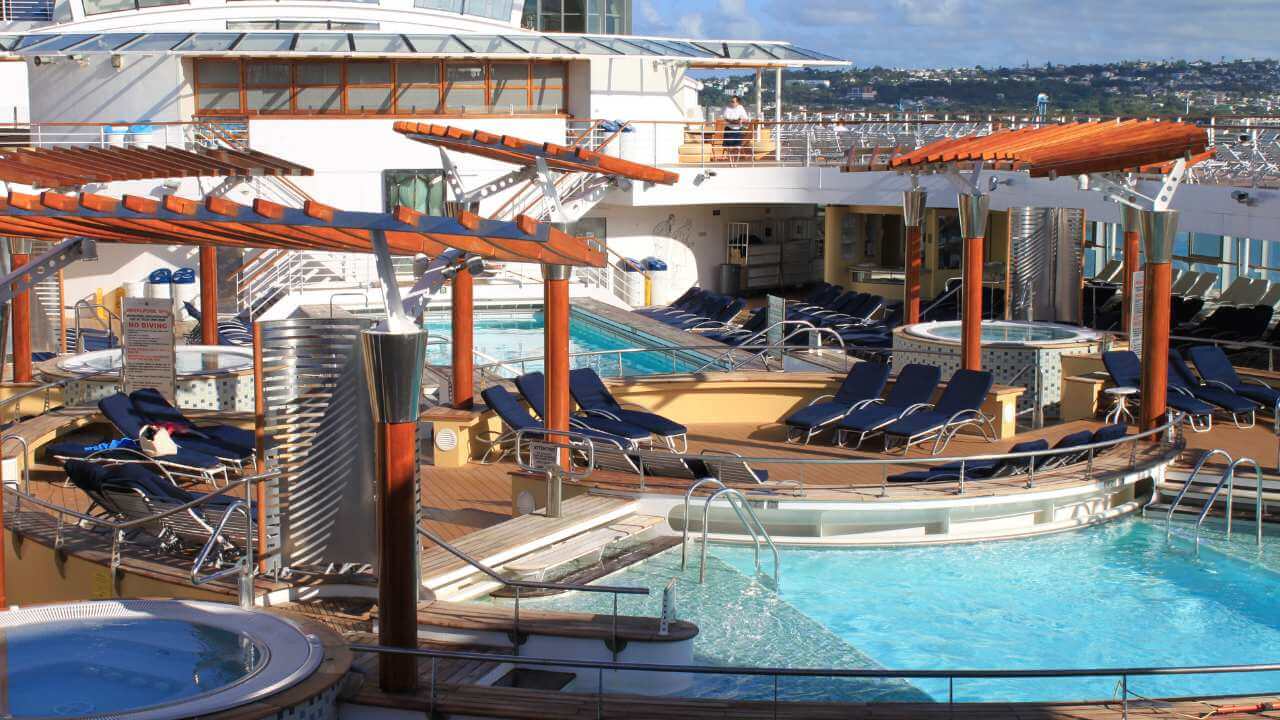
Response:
122,297,177,404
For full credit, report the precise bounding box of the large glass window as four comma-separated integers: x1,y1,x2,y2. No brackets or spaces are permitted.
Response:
193,58,567,116
83,0,185,15
524,0,628,34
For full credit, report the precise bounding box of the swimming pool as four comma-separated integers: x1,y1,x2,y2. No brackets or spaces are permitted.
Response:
424,310,699,377
904,320,1100,345
519,517,1280,703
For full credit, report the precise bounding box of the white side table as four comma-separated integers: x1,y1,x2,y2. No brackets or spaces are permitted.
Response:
1104,386,1139,424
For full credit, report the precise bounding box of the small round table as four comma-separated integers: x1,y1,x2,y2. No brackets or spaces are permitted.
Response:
1104,386,1139,424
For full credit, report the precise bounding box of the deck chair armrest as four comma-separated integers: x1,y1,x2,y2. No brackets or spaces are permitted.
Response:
901,402,934,416
472,429,510,447
688,320,730,331
1204,379,1237,392
1240,377,1276,389
581,408,623,422
851,397,883,410
1170,386,1196,398
945,408,985,425
808,394,836,406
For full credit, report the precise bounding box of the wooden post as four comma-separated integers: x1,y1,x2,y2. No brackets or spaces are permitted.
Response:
451,268,474,409
1139,210,1178,431
902,188,927,324
543,265,571,470
1121,206,1141,333
957,193,989,371
200,246,219,345
361,329,428,693
10,239,31,384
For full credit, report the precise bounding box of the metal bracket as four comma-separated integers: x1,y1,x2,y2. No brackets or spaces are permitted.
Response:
0,237,96,306
1152,157,1187,212
942,161,984,195
401,248,465,318
369,229,414,333
534,156,567,225
438,147,539,206
1088,159,1186,212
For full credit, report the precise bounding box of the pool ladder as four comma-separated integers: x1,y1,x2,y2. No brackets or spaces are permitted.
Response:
680,478,780,588
1159,449,1267,547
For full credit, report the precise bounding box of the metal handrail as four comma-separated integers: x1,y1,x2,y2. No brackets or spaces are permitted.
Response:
352,641,1280,717
729,326,848,372
417,521,646,659
71,300,121,352
1195,456,1266,547
1164,448,1233,533
699,486,779,586
692,320,817,372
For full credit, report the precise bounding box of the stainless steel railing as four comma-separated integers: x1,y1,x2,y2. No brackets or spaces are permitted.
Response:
679,477,778,586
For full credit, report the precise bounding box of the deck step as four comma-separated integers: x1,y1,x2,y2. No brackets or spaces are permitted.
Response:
501,514,664,580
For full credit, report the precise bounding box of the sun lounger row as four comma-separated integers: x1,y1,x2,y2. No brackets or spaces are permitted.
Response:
47,390,255,483
782,362,997,454
887,423,1128,483
1103,347,1267,431
636,288,746,331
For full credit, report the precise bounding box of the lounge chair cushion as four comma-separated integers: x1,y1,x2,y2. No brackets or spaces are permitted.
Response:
784,402,856,430
1190,385,1258,414
130,388,255,455
47,440,225,470
1187,345,1278,410
516,372,650,441
837,404,904,433
568,368,687,437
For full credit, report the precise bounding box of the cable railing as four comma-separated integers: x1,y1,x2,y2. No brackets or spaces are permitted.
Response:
351,640,1280,716
0,0,53,21
0,120,249,151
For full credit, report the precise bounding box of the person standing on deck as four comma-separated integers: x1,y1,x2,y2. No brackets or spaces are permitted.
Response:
722,96,751,161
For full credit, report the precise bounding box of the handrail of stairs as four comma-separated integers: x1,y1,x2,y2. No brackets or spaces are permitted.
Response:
1163,448,1233,532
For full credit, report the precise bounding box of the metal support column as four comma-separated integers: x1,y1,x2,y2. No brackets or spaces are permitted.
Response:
1139,210,1177,431
903,187,927,325
957,192,989,370
774,67,783,163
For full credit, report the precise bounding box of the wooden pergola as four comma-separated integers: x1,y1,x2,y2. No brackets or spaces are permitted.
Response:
877,119,1209,431
0,146,312,187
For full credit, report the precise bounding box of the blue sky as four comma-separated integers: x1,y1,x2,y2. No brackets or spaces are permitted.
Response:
633,0,1279,68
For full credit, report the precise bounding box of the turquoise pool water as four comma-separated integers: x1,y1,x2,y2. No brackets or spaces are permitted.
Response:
424,311,698,377
519,517,1280,703
5,617,261,717
921,321,1087,343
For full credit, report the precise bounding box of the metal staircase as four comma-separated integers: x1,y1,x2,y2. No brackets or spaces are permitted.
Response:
27,239,64,353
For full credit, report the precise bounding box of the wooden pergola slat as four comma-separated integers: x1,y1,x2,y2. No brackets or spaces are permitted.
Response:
0,145,314,187
0,191,605,267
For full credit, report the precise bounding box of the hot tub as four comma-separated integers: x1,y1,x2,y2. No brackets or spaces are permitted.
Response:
893,321,1104,417
38,345,255,411
0,599,334,719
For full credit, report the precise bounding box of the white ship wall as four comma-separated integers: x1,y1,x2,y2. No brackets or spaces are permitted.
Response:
1,60,29,123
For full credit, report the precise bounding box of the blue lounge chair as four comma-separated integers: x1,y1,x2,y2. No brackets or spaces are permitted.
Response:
568,368,688,451
888,438,1050,483
1038,429,1096,469
783,361,891,444
882,369,996,454
515,372,651,443
836,363,942,448
129,388,255,457
95,393,240,478
1168,350,1258,429
479,385,643,474
1102,350,1214,432
1188,344,1280,415
637,287,700,318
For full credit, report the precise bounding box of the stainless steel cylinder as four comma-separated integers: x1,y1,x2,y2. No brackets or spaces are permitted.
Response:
902,188,928,228
361,329,428,424
1120,204,1142,235
1140,209,1179,264
542,264,572,282
957,192,990,238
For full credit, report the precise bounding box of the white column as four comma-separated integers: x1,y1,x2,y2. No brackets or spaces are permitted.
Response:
774,67,782,162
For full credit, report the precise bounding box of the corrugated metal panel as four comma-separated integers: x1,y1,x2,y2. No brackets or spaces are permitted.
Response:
1007,207,1086,324
261,317,380,573
1053,208,1086,325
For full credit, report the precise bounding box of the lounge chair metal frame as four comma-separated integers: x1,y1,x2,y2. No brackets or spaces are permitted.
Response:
698,449,803,496
1198,378,1257,429
890,407,999,456
835,399,932,449
580,406,687,453
786,396,881,445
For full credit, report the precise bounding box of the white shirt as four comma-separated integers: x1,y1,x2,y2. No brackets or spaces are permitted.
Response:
723,104,750,125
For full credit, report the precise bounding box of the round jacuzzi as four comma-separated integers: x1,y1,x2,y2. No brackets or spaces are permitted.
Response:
903,320,1100,346
56,345,253,376
892,321,1104,416
38,346,255,411
0,600,328,719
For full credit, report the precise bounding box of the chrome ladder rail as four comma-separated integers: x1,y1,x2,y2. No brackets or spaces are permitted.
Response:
1162,448,1232,533
680,478,780,587
1195,457,1266,548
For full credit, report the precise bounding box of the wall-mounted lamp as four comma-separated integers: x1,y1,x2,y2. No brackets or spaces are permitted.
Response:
988,175,1011,191
1076,174,1090,192
111,54,124,70
32,56,57,66
1231,189,1253,206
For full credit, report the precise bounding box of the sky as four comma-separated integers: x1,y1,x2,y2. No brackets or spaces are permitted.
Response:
632,0,1280,69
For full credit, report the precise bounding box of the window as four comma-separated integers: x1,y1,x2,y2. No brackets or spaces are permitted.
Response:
524,0,628,34
193,59,566,116
384,170,446,216
347,62,392,113
83,0,185,15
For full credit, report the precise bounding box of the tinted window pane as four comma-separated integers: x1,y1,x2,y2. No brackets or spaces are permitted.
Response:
395,86,440,112
348,61,391,84
246,62,290,85
491,63,527,83
296,87,341,111
397,62,440,83
532,62,564,81
445,63,484,83
352,34,410,52
197,89,242,112
247,87,291,111
445,87,487,109
404,35,469,53
197,60,240,84
294,34,349,52
83,0,137,16
296,62,341,85
235,34,294,51
532,86,563,111
491,87,528,110
348,87,393,111
416,0,462,10
137,0,185,8
175,33,239,51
